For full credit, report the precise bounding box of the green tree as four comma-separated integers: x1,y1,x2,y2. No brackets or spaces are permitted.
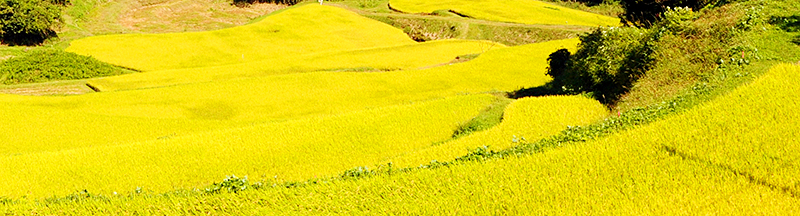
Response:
619,0,712,27
0,0,63,45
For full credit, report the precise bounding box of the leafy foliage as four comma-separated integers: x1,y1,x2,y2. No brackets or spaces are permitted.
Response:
205,175,261,194
619,0,713,27
0,0,63,45
0,50,126,84
545,6,711,105
552,26,663,105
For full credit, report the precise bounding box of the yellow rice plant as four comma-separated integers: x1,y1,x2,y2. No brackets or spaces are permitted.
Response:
8,64,800,215
387,95,608,168
650,63,800,195
87,39,504,92
18,64,797,214
389,0,620,27
0,39,574,158
0,95,494,199
66,4,415,71
40,39,577,122
0,100,246,156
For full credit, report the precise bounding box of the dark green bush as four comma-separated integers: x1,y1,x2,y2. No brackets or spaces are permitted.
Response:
0,50,127,84
619,0,713,27
555,26,663,104
0,0,63,45
546,48,571,86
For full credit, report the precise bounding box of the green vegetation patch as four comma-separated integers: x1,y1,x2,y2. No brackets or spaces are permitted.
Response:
0,50,128,85
450,96,511,139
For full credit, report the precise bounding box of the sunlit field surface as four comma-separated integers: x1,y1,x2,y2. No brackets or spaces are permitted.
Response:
66,4,416,71
87,39,504,91
4,64,799,215
0,37,579,200
0,95,494,198
387,95,608,168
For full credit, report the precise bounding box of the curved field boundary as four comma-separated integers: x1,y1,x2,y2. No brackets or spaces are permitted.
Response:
87,39,505,92
66,4,415,71
10,39,577,122
6,64,800,214
389,0,620,27
0,95,494,198
0,38,576,164
387,95,608,168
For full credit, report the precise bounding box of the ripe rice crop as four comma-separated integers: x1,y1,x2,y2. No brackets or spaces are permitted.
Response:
7,64,798,214
66,4,415,71
0,95,494,198
389,0,620,27
37,39,578,121
0,39,575,161
87,39,504,92
0,100,245,156
387,95,608,168
652,63,800,195
5,64,800,213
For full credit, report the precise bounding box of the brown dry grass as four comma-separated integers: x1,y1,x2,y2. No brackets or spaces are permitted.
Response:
0,81,94,96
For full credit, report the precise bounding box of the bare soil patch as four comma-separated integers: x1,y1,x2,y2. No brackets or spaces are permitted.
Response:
119,0,286,33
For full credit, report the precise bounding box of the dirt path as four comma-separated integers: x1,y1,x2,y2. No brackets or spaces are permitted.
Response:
0,81,95,96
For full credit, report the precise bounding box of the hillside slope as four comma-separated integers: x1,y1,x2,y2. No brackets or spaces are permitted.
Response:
86,39,504,91
66,4,416,71
4,64,798,214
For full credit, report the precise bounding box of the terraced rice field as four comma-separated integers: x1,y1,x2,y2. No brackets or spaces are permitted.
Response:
389,0,620,26
386,95,608,168
86,39,504,91
3,0,797,214
0,95,494,198
67,4,416,71
0,3,593,199
4,64,798,214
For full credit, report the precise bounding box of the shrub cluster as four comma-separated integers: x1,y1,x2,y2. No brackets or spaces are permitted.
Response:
0,50,126,84
548,27,663,105
619,0,714,27
546,7,701,105
0,0,64,45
